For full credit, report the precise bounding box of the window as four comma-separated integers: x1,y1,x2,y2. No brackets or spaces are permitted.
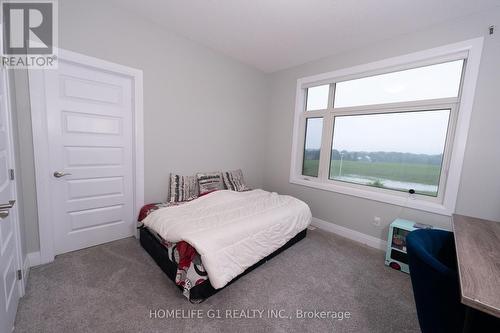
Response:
302,117,323,177
329,110,450,197
306,85,329,111
291,39,483,215
334,60,464,108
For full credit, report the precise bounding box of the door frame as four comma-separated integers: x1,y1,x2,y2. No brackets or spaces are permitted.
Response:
29,49,144,265
2,67,26,297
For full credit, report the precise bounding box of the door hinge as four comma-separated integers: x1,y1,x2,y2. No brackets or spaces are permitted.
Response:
9,169,14,180
17,269,22,280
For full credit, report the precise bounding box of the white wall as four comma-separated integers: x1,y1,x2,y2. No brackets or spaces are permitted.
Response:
13,2,500,254
14,0,270,253
263,9,500,241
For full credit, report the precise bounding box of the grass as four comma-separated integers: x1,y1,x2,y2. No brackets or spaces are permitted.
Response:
302,159,320,177
329,159,441,185
302,158,441,196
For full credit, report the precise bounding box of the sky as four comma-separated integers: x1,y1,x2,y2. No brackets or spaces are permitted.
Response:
334,60,463,108
306,60,463,110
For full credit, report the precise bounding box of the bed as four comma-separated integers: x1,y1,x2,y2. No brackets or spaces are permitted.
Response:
138,189,312,302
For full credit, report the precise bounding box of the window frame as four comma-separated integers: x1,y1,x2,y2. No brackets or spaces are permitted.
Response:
290,38,484,216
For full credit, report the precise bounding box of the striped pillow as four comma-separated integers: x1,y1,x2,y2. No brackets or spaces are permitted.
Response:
168,174,199,203
222,169,250,192
197,172,224,196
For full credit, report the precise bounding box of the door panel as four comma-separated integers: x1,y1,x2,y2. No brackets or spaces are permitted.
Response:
64,112,122,135
67,177,124,200
61,76,123,104
44,59,135,255
64,146,123,168
0,68,20,333
69,204,124,230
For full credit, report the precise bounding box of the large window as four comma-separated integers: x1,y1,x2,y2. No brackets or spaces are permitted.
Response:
291,39,483,215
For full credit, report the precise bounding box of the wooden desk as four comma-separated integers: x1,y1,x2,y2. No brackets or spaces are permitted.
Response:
452,214,500,318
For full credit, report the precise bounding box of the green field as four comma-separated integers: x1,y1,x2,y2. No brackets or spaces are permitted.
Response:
302,159,320,177
302,158,441,196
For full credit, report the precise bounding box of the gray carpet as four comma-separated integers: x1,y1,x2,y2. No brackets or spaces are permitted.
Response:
14,229,420,333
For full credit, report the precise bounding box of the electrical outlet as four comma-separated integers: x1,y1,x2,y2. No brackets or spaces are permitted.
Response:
372,216,382,227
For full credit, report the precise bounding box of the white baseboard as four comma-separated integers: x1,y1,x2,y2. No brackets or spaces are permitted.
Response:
27,251,42,267
18,251,42,296
311,217,387,251
23,255,30,277
21,255,30,296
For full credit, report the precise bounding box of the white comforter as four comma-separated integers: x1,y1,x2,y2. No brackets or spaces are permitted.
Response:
142,189,311,289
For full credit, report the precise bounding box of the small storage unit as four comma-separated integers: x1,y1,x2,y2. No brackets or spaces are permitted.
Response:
385,219,433,273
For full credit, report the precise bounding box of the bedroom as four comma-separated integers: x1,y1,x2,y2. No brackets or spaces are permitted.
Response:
0,0,499,332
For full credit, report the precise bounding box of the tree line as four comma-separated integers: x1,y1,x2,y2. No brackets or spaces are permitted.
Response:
304,149,443,165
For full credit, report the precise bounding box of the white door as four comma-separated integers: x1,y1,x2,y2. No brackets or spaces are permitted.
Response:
0,69,21,333
40,56,136,255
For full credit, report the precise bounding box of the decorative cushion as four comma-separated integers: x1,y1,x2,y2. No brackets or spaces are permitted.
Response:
168,174,199,203
222,169,250,192
197,172,224,196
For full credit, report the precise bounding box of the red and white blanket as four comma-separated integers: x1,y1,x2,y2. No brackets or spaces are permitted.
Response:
139,203,208,297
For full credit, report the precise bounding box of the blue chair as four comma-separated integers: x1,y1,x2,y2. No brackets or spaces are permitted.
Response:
406,229,464,333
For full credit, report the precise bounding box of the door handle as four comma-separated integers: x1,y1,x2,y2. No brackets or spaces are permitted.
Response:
0,210,9,219
0,200,15,210
53,171,72,178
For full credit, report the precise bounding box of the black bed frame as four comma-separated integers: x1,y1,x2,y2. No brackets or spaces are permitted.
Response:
139,227,307,302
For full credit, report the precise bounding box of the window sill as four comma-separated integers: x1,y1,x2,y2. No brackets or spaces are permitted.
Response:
289,176,452,216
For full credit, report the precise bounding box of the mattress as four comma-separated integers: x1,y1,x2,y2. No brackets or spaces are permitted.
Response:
142,189,312,289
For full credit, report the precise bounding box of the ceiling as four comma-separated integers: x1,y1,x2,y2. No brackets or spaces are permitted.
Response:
109,0,500,72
